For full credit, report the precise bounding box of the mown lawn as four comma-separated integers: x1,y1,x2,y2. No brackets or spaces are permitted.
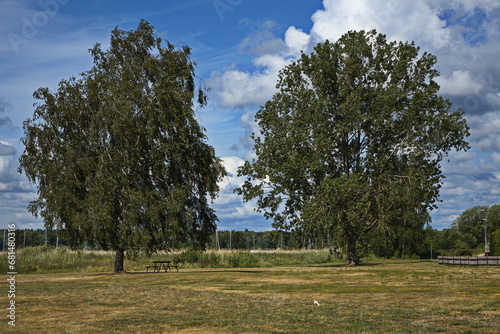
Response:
2,260,499,333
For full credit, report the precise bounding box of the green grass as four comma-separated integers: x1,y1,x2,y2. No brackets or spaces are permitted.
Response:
1,260,499,333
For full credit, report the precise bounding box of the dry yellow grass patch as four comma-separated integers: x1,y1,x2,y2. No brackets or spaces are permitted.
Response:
2,261,499,333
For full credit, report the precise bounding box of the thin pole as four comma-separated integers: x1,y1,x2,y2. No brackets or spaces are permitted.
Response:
481,208,489,256
484,218,488,256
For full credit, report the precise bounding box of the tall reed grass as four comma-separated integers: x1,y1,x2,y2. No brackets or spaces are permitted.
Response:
0,247,342,274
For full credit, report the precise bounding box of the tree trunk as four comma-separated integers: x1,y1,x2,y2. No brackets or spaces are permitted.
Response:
345,238,358,266
114,248,125,273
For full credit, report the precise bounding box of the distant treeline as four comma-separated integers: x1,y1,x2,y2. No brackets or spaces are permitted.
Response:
0,228,381,253
0,229,304,251
1,228,67,249
2,225,499,258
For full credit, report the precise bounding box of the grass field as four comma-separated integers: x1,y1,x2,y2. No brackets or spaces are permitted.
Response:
1,259,499,333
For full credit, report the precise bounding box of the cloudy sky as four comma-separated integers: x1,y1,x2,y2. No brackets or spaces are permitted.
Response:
1,0,499,231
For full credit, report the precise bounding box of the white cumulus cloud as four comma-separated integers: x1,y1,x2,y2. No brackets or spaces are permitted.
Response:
436,70,484,96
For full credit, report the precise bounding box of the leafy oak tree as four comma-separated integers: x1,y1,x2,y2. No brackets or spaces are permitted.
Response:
19,20,225,272
237,30,469,265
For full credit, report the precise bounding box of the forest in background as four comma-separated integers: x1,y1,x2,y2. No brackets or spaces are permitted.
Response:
4,204,500,258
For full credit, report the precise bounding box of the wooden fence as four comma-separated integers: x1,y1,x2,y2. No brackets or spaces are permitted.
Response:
437,256,500,266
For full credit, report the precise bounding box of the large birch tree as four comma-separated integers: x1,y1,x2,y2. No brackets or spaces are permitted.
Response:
19,20,225,272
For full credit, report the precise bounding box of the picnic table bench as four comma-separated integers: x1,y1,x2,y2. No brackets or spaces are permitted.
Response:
146,260,178,273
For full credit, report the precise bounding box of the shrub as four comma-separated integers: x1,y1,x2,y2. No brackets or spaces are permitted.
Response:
452,240,473,256
489,230,500,256
175,249,203,265
226,251,259,268
20,245,53,257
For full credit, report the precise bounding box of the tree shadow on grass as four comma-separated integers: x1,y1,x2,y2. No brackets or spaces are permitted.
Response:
309,260,435,268
123,269,266,275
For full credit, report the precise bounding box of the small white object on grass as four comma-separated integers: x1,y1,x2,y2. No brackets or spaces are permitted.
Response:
314,300,320,306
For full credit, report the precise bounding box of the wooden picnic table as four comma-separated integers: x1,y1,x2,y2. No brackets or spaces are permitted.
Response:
146,260,178,273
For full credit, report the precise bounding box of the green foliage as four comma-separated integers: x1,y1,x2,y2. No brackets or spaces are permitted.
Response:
3,246,113,273
452,205,500,251
226,251,258,268
2,248,341,273
428,228,476,256
490,230,500,256
18,20,225,272
237,29,469,265
487,204,500,232
175,249,205,265
19,245,53,257
452,240,473,256
174,250,266,268
452,206,488,248
423,204,500,256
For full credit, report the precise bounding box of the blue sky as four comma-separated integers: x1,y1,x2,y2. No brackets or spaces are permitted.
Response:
1,0,499,232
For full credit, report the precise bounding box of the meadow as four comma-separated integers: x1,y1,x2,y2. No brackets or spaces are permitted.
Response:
1,248,499,333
